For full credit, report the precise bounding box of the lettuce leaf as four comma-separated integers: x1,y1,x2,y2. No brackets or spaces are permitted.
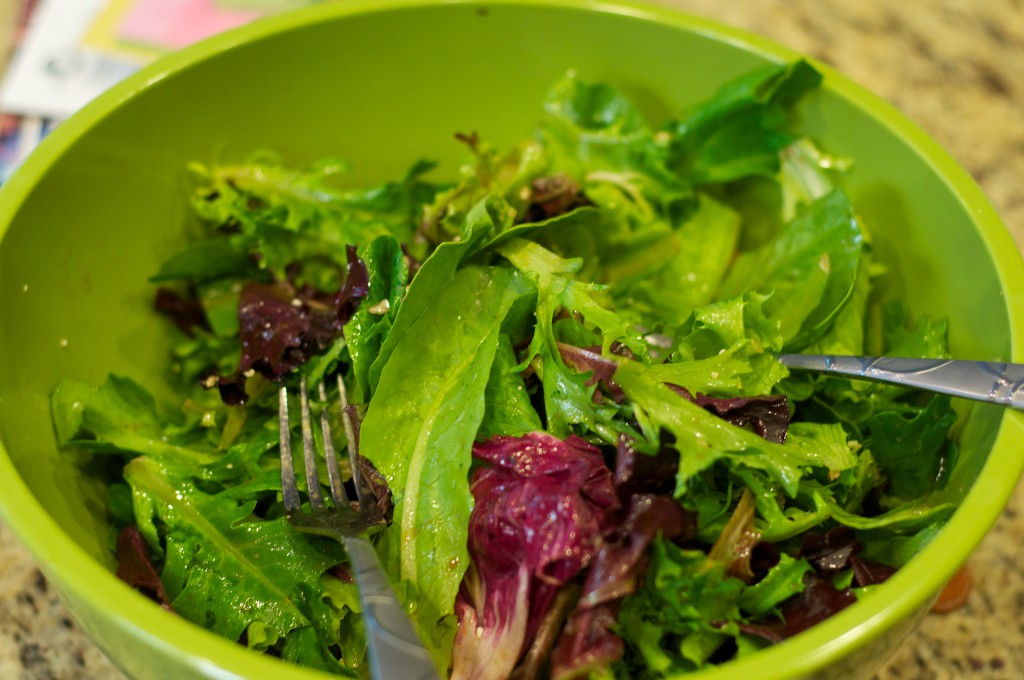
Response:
359,265,535,671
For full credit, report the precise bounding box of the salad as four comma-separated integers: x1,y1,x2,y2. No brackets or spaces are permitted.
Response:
51,60,960,679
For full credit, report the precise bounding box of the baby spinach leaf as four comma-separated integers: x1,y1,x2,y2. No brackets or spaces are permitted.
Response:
150,239,258,284
722,189,862,349
867,394,958,498
667,59,822,185
343,235,408,401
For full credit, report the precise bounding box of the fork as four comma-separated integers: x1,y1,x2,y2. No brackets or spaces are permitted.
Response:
279,375,439,680
777,354,1024,409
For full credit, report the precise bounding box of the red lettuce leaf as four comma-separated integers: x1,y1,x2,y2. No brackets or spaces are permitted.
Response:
115,526,173,611
850,556,897,587
738,573,857,643
209,246,368,404
670,385,790,444
154,287,209,337
613,434,679,498
798,526,859,574
524,175,593,223
550,494,694,680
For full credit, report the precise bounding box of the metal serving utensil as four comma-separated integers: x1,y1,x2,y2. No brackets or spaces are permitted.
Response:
777,354,1024,409
278,375,439,680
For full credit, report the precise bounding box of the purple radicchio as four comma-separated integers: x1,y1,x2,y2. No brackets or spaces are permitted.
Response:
451,433,620,680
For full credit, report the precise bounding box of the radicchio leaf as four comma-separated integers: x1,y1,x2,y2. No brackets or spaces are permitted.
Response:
452,563,531,680
509,586,580,680
451,433,620,680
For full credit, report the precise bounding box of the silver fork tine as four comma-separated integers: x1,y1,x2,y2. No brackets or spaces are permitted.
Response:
280,375,438,680
336,372,374,508
317,380,349,510
278,386,301,514
298,375,324,511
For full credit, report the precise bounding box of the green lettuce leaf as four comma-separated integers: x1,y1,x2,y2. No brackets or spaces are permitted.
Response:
667,59,822,185
125,456,352,673
722,189,863,349
359,265,534,671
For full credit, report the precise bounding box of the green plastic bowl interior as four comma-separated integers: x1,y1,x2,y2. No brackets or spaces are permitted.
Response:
1,1,1022,679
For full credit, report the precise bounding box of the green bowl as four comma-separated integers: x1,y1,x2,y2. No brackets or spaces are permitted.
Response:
1,1,1022,678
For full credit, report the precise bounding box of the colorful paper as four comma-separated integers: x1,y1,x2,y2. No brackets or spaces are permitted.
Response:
0,0,137,119
116,0,264,51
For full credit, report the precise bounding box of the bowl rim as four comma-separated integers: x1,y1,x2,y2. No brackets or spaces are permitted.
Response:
2,0,1023,678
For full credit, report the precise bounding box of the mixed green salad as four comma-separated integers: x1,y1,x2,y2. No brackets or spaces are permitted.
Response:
51,60,960,679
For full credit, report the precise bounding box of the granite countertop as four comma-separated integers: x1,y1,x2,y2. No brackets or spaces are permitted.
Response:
1,0,1022,678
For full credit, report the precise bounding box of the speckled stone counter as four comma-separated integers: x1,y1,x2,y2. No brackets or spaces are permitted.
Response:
1,0,1022,678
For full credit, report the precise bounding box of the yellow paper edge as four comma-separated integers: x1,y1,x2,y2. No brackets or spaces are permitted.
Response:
81,0,162,64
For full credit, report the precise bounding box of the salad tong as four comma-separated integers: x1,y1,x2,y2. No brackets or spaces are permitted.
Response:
778,354,1024,409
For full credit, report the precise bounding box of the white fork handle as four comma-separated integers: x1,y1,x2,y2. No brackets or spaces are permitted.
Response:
344,536,440,680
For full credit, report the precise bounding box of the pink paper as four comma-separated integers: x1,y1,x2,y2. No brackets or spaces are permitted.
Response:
118,0,265,51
